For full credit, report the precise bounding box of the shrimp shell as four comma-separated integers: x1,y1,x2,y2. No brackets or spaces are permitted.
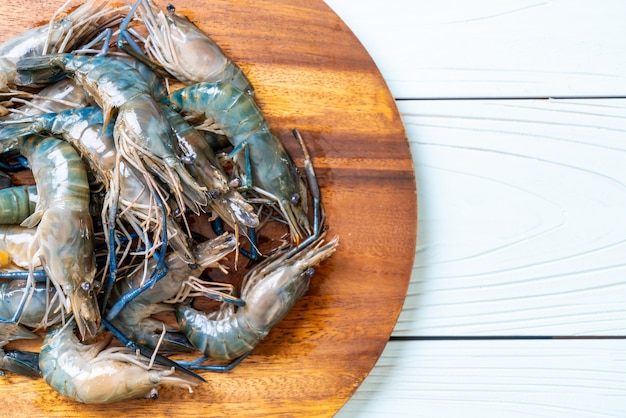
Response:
39,321,198,404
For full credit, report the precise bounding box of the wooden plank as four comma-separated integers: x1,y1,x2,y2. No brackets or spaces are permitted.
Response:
336,339,626,417
0,0,415,416
394,98,626,336
323,0,626,99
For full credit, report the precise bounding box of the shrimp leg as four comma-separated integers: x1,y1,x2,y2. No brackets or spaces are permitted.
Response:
116,0,167,75
177,351,251,372
211,217,259,261
103,191,169,321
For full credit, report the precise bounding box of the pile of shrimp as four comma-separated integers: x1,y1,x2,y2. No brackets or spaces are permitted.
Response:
0,0,338,404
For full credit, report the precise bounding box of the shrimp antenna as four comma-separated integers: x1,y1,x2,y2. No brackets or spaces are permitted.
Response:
116,0,168,75
284,129,326,259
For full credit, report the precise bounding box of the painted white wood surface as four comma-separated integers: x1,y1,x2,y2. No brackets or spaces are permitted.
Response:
339,340,626,417
323,0,626,416
324,0,626,99
397,98,626,336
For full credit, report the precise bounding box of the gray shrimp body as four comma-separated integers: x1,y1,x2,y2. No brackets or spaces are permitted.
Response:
39,321,198,404
136,0,254,95
176,236,338,360
0,281,61,378
109,233,237,351
20,135,99,341
165,82,310,243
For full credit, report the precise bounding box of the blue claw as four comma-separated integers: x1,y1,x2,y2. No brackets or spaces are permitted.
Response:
211,217,259,261
176,351,251,372
105,193,169,322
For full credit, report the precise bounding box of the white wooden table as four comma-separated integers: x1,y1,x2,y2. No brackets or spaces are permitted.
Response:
324,1,626,416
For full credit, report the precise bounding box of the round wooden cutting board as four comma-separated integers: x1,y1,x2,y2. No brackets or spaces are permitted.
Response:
0,0,417,416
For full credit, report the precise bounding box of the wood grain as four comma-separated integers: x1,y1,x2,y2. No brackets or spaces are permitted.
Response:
0,0,416,416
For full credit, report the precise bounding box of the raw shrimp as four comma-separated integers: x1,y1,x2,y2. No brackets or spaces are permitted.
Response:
108,233,237,351
39,320,198,404
14,53,207,214
162,105,259,229
176,235,338,364
129,0,254,95
20,135,99,341
164,82,310,244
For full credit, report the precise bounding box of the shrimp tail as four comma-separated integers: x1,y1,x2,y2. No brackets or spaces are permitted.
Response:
1,349,41,378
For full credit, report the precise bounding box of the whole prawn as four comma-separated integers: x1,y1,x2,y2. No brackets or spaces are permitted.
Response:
129,0,254,96
176,235,338,363
164,82,311,244
39,320,198,404
19,135,99,341
108,233,237,351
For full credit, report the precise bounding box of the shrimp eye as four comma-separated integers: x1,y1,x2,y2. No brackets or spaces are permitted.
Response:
305,267,315,278
229,178,242,188
209,189,221,199
290,193,301,206
80,281,91,291
149,388,159,400
166,4,176,13
181,154,196,164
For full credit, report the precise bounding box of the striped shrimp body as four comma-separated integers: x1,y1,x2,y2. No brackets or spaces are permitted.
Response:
0,0,121,92
0,186,37,225
162,105,259,229
165,82,310,243
133,0,254,95
19,135,99,341
0,280,62,329
108,233,237,351
0,106,195,270
0,281,62,377
176,235,338,362
39,320,198,404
